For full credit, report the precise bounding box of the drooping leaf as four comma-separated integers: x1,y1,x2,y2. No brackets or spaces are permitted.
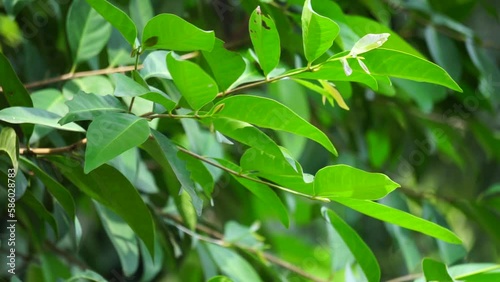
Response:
19,190,58,235
335,198,463,244
211,95,337,155
59,91,126,125
217,159,289,227
142,14,215,51
178,151,215,197
167,53,218,110
205,243,262,282
95,202,140,277
49,157,156,257
140,129,203,215
85,0,137,46
0,127,18,173
67,0,112,66
302,0,340,63
313,165,399,200
319,80,350,110
323,209,380,282
84,113,150,173
422,258,454,282
202,39,246,91
21,157,76,220
0,107,85,132
0,52,34,140
249,6,281,76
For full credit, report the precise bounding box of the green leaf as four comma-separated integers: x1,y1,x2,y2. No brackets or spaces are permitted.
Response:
202,39,246,91
129,0,153,36
0,107,85,132
211,95,337,155
205,243,262,282
249,6,281,76
84,113,150,173
50,157,156,257
59,91,126,125
95,203,140,277
21,157,76,220
140,51,172,80
314,165,399,200
366,130,390,168
346,15,424,58
361,48,462,92
66,269,107,282
178,151,214,197
302,0,340,63
63,75,115,98
85,0,137,46
167,53,218,110
0,52,34,140
142,14,215,51
293,63,378,90
208,276,233,282
112,73,150,97
335,198,462,244
140,130,203,215
323,209,380,282
217,159,289,227
424,26,462,80
422,258,454,282
140,90,177,112
349,33,390,56
0,127,18,173
19,190,58,235
67,0,112,66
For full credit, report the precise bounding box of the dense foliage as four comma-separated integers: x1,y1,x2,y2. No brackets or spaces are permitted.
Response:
0,0,499,281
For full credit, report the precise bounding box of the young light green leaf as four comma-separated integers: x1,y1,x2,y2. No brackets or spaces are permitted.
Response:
249,6,281,77
319,80,350,110
85,0,137,46
202,39,246,91
49,157,156,257
349,33,390,57
85,113,150,173
422,258,454,282
95,203,140,277
211,95,337,155
21,157,76,220
67,0,112,66
302,0,340,63
206,243,262,282
0,127,18,174
59,91,126,125
0,52,34,140
142,14,215,51
323,209,380,282
294,64,378,90
335,198,463,244
314,165,398,199
167,53,218,110
217,159,289,227
0,107,85,132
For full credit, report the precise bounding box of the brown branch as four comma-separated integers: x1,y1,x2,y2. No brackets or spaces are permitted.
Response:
20,138,87,155
161,213,327,282
386,273,423,282
0,52,199,92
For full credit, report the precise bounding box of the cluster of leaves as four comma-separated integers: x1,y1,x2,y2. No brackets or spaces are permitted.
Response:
0,0,499,281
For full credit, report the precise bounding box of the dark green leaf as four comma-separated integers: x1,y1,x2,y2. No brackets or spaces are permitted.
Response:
0,107,85,132
50,157,156,257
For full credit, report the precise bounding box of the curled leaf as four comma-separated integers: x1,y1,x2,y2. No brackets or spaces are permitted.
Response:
357,58,370,74
341,58,353,76
349,33,390,57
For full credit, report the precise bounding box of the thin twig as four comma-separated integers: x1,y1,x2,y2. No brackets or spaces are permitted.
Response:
19,138,87,155
161,213,328,282
385,273,423,282
0,52,199,92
